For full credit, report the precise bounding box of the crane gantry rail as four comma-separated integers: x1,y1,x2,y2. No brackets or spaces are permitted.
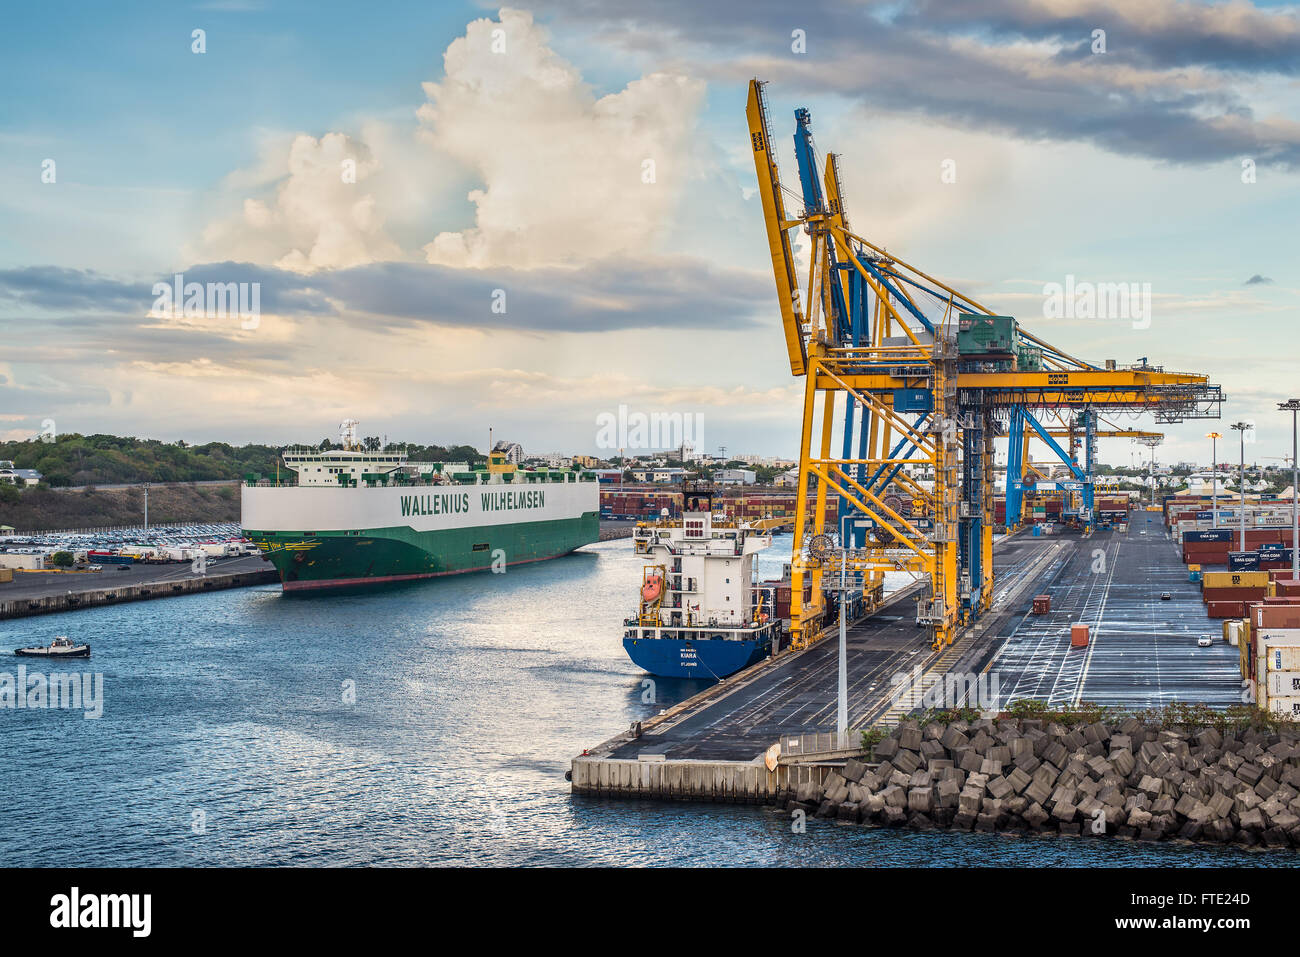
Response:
746,79,1224,651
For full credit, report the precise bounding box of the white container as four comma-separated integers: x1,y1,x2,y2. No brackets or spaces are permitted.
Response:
1267,695,1300,717
1259,636,1300,673
1268,671,1300,696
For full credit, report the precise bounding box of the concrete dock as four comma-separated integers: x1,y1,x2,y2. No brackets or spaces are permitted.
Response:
0,555,277,620
572,509,1242,801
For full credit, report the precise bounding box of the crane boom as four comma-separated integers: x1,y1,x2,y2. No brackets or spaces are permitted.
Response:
746,79,806,375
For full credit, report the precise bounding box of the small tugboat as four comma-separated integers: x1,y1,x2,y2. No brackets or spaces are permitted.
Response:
623,482,782,679
14,636,91,658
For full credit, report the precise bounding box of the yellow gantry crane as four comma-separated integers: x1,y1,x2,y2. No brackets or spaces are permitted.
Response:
746,79,1223,651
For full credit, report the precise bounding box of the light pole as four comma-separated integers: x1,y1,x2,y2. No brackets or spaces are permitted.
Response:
142,482,150,539
1280,400,1300,580
1230,422,1250,553
1207,432,1221,528
837,546,848,747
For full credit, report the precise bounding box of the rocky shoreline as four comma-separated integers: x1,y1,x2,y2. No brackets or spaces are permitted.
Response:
780,715,1300,849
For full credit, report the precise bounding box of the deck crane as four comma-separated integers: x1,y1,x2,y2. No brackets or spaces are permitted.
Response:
746,79,1224,651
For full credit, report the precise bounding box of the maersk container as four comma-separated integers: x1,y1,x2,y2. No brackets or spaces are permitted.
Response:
956,314,1016,355
1267,696,1300,717
1267,671,1300,697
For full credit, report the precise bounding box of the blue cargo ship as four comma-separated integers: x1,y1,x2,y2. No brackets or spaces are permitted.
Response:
621,483,782,680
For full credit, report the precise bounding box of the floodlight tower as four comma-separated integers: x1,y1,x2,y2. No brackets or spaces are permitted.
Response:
1137,435,1162,507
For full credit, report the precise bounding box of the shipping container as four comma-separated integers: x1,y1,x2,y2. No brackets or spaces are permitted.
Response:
1207,600,1246,618
1266,696,1300,717
1267,672,1300,696
1261,640,1300,673
1203,571,1270,589
1255,606,1300,629
1070,624,1089,648
957,314,1016,355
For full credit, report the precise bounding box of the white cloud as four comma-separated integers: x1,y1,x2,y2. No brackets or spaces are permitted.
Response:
192,132,402,273
417,8,705,268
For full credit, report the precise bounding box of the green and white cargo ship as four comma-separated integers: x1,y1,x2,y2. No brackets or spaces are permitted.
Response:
242,426,599,591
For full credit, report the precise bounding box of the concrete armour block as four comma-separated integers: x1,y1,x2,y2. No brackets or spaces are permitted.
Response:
1111,750,1136,777
907,787,934,814
1006,767,1032,794
1052,800,1078,823
958,749,984,774
1024,779,1051,806
1138,775,1164,799
940,726,970,751
893,750,922,774
881,806,907,827
1042,741,1068,767
1023,802,1049,827
1238,807,1265,831
1013,752,1041,774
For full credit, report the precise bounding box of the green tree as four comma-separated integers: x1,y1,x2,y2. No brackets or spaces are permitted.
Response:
50,551,74,568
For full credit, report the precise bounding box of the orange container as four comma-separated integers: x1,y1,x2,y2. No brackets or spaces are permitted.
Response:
1070,624,1090,648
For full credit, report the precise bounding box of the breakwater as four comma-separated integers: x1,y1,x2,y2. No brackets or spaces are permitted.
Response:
786,716,1300,849
0,566,278,620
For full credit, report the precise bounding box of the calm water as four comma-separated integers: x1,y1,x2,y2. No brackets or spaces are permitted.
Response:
0,536,1288,867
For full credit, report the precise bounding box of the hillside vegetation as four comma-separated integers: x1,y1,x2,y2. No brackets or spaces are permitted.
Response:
0,433,485,488
0,483,240,532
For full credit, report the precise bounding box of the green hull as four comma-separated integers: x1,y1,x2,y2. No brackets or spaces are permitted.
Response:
244,513,599,590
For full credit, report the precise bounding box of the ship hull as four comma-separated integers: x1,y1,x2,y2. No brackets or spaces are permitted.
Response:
622,634,771,680
242,481,599,591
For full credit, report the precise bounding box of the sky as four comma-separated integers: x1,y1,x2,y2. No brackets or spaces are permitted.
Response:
1,0,1298,468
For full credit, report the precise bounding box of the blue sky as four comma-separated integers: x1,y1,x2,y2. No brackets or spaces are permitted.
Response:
1,0,1298,468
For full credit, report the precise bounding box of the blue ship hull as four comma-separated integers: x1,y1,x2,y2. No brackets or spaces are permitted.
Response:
623,635,770,680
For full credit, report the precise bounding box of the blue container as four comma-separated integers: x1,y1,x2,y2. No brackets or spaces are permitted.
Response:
893,389,934,414
1228,551,1260,571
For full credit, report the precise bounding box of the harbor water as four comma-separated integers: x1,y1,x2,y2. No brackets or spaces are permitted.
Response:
0,536,1287,867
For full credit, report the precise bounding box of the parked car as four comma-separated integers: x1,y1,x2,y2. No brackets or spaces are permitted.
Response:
1160,592,1172,601
1198,635,1213,647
